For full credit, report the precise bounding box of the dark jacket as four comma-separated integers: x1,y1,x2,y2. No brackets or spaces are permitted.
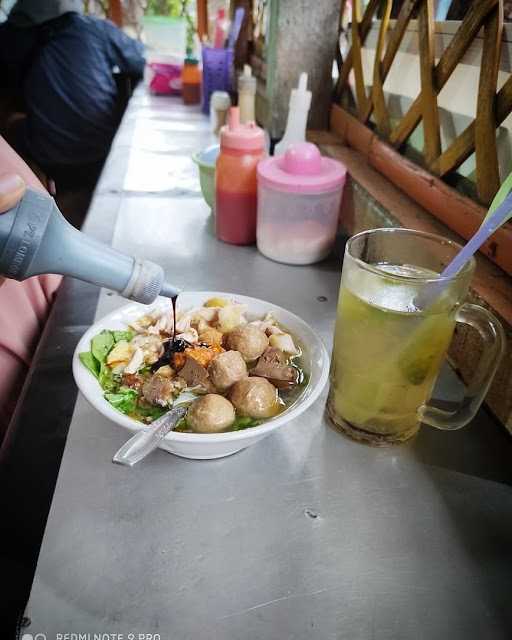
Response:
0,13,145,167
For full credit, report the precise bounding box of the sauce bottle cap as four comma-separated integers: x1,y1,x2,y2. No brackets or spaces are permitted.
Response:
257,142,346,193
220,107,264,151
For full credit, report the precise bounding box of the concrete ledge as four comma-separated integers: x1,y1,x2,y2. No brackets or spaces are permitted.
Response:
308,131,512,434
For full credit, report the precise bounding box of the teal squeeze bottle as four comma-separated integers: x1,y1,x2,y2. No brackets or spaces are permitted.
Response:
0,188,180,304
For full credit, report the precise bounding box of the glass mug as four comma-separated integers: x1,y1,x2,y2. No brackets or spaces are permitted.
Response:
327,228,505,446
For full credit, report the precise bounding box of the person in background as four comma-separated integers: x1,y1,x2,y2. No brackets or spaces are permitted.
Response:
0,0,145,204
0,137,62,443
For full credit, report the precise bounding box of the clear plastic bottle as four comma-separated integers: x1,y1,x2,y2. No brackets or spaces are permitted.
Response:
216,107,265,245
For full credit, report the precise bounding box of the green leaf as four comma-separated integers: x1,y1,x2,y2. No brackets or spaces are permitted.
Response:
91,330,115,364
112,330,134,343
232,416,261,431
105,388,138,415
79,351,100,378
98,361,118,392
174,416,190,432
138,365,153,375
136,403,167,420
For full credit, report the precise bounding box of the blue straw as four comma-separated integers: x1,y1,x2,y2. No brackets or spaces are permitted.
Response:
415,190,512,309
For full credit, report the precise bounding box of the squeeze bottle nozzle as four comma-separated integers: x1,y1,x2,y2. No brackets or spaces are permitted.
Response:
238,65,257,124
274,72,312,157
0,189,180,304
228,105,240,130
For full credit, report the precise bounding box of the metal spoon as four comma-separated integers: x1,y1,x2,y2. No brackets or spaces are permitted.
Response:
112,405,187,467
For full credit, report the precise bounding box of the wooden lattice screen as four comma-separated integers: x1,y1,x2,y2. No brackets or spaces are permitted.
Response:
334,0,511,207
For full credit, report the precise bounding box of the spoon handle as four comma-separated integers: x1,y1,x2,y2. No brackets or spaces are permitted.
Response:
112,406,186,467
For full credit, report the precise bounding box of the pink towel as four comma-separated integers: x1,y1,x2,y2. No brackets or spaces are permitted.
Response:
0,274,62,437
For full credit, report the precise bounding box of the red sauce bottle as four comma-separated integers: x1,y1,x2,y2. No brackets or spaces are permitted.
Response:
215,107,265,245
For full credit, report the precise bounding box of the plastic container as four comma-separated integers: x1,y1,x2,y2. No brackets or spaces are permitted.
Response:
257,143,346,264
274,73,312,156
181,55,202,105
238,64,256,124
201,8,245,114
210,91,231,135
147,61,182,95
192,144,220,210
0,189,179,303
216,107,265,245
201,45,234,115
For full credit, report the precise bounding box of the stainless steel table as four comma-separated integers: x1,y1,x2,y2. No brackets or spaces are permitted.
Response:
11,88,512,639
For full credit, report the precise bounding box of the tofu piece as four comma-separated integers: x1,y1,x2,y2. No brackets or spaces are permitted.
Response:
269,333,299,355
217,305,247,333
106,340,133,367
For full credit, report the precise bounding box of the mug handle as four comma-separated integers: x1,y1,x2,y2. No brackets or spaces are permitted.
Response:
420,303,505,430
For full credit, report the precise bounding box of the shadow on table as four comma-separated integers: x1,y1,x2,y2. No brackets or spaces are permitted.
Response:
202,219,348,272
407,362,512,487
314,234,348,273
413,411,512,636
325,385,512,635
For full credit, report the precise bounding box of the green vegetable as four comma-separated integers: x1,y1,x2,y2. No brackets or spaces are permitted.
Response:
98,361,118,392
91,330,115,364
112,330,134,343
173,416,190,432
138,365,153,375
232,416,261,430
79,351,100,378
136,403,167,420
104,388,138,415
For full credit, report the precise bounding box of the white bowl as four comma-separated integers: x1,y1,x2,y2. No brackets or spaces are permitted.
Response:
72,292,330,460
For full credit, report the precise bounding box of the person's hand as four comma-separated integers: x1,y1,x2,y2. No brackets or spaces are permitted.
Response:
0,173,26,213
0,135,46,289
0,173,26,287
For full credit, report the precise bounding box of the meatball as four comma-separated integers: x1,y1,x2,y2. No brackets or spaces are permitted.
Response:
229,377,279,419
225,325,269,362
187,394,236,433
208,350,247,392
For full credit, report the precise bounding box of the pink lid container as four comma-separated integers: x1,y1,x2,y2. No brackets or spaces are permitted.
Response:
258,142,346,193
220,107,265,151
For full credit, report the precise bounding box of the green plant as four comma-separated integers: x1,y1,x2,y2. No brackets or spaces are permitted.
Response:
145,0,185,16
145,0,195,50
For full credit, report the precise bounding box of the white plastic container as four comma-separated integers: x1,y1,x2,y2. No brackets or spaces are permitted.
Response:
257,143,346,265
